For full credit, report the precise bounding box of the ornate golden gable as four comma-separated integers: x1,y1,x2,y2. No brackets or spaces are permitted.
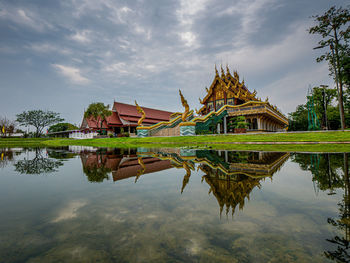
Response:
198,66,258,115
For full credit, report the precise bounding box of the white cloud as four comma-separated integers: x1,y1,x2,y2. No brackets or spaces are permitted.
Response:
0,7,52,32
176,0,208,48
52,200,87,223
180,31,197,47
217,0,282,46
29,43,71,55
70,30,91,43
53,64,90,85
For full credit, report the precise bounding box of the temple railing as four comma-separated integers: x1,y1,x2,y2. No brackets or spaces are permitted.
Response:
139,110,194,136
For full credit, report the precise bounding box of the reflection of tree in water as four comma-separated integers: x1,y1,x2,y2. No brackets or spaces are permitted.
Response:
81,150,112,183
14,148,64,174
291,153,344,194
200,164,264,217
324,153,350,263
292,153,350,262
47,149,77,160
0,148,14,168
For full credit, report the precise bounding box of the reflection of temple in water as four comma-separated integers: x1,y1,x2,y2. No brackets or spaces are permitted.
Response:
80,148,289,216
198,151,289,216
80,148,172,182
138,149,289,216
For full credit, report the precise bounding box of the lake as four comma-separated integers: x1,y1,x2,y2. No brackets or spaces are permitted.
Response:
0,147,349,263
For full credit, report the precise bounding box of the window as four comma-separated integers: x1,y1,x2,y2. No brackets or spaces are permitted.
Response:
207,102,214,112
216,99,225,110
227,98,234,105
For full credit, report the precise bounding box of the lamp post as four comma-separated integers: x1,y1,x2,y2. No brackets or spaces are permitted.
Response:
313,40,345,130
320,84,329,130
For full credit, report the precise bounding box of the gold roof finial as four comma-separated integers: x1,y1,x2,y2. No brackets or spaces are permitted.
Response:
220,65,225,78
215,64,219,76
234,71,239,82
179,89,190,122
135,100,146,126
226,64,230,75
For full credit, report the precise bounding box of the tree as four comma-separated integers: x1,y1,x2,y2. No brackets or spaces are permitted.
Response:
309,6,350,130
312,86,337,129
288,104,309,131
0,116,16,137
16,110,64,137
84,102,112,133
48,122,78,133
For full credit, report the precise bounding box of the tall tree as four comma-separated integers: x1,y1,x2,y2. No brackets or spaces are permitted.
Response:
84,102,112,131
312,86,337,129
309,6,350,130
16,110,64,137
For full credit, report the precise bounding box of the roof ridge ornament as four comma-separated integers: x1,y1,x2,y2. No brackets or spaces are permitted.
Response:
220,65,225,78
215,64,219,76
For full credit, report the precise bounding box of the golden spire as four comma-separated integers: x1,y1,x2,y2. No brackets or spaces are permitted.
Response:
220,65,225,78
233,71,239,82
179,89,190,122
215,64,219,76
135,100,146,126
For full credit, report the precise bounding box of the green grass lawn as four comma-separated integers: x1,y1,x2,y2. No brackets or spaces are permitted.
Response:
1,131,350,152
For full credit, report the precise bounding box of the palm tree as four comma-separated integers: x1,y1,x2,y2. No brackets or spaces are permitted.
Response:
84,102,112,134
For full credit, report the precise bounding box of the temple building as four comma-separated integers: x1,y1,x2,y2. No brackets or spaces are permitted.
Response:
197,66,288,133
81,101,173,136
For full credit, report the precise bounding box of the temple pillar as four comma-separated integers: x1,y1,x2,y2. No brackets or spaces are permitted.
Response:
223,116,227,134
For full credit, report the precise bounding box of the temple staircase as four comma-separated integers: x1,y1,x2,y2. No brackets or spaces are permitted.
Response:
147,110,194,137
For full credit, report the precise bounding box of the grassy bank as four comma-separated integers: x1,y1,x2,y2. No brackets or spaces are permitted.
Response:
1,131,350,152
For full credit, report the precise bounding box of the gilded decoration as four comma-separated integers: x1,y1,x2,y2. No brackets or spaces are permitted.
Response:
198,66,267,116
135,100,146,126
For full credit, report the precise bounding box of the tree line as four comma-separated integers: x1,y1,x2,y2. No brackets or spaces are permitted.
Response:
289,5,350,131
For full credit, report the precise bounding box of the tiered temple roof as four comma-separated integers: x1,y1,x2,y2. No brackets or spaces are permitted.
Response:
198,66,259,114
81,101,173,130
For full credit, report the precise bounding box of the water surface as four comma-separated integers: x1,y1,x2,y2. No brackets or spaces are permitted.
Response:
0,147,349,262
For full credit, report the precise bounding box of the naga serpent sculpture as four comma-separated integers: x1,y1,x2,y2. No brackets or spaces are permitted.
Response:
179,89,189,122
181,161,192,194
135,157,145,183
135,100,146,126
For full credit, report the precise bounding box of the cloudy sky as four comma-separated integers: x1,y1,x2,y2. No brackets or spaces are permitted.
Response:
0,0,348,126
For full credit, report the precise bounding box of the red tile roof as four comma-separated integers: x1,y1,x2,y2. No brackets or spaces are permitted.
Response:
83,112,123,129
113,101,173,122
82,101,173,130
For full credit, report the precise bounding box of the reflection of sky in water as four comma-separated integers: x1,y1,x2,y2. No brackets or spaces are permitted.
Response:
0,148,347,262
